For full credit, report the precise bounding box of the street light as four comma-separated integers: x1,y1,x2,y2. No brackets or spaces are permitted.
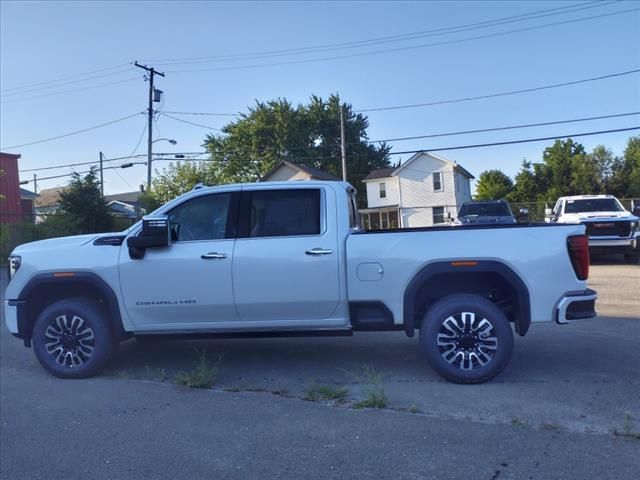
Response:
147,138,177,189
152,138,177,145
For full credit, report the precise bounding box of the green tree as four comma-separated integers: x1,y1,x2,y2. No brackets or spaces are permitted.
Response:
58,167,112,234
608,136,640,197
147,95,391,207
507,161,540,202
540,138,588,200
474,169,514,200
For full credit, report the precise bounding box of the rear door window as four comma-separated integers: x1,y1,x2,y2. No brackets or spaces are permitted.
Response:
243,189,321,238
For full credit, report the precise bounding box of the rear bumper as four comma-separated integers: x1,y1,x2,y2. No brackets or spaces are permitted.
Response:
555,289,597,325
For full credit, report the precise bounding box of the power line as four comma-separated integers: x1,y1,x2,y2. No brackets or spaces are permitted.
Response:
23,125,639,184
17,114,639,175
166,7,639,73
159,69,640,119
358,69,640,113
0,62,132,94
2,112,144,150
0,76,141,104
367,112,640,143
0,68,136,97
18,154,147,173
160,113,222,131
148,1,613,66
383,126,640,156
163,110,239,117
147,126,640,161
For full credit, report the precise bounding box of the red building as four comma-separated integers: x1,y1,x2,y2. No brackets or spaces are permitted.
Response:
1,152,37,224
1,152,22,224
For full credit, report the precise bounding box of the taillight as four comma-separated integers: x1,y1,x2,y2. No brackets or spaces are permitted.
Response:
568,235,589,280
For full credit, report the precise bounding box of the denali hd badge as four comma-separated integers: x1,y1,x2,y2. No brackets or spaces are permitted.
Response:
136,300,197,306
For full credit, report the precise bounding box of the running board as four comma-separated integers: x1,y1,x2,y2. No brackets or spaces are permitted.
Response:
133,329,354,341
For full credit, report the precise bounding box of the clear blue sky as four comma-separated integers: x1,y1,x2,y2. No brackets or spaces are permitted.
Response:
1,0,639,195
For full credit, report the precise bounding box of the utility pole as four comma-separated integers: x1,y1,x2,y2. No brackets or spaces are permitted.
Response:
99,151,104,197
134,61,165,191
340,104,347,182
33,173,38,195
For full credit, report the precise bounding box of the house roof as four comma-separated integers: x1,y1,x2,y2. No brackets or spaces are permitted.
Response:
35,187,64,207
104,191,141,205
394,151,475,179
363,167,395,181
260,160,340,181
19,188,38,199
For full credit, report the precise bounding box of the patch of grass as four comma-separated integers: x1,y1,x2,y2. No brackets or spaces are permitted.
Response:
144,365,168,382
304,384,349,403
175,349,223,389
408,405,422,414
354,389,388,409
613,412,640,440
271,388,291,397
511,417,528,428
348,365,389,410
541,422,561,431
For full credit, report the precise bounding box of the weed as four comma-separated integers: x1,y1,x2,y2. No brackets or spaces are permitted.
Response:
304,384,349,403
144,365,168,382
175,349,223,389
613,412,640,440
347,365,389,410
408,405,422,414
511,417,528,428
354,389,388,409
541,422,561,431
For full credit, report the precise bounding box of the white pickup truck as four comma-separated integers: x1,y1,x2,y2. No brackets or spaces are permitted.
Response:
4,181,597,384
546,194,640,263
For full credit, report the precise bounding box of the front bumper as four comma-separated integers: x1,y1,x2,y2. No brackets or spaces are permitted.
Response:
588,237,637,248
555,288,597,325
4,299,29,346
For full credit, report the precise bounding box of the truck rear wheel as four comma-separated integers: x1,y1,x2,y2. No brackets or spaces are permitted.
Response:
419,294,513,384
32,298,114,379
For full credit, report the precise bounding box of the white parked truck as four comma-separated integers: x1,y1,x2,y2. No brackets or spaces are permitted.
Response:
545,194,640,263
4,181,597,383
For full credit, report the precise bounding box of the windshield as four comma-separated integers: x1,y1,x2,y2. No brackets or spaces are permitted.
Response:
564,198,624,214
458,202,511,217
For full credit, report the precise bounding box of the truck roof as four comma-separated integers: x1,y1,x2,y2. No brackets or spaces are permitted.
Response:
560,194,616,200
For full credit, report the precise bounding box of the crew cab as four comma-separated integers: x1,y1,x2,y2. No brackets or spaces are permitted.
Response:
545,195,640,264
4,181,597,384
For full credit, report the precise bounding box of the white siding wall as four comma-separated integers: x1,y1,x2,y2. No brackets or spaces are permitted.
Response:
365,176,400,208
397,154,458,227
454,170,472,206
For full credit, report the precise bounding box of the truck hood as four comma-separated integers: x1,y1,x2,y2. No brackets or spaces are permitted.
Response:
560,212,637,222
12,233,104,254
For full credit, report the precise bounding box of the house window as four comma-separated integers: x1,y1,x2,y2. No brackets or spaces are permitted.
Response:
433,172,443,192
379,182,386,199
388,210,399,228
433,206,445,225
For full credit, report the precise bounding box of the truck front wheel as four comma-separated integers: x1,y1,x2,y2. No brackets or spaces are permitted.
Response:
32,298,114,379
419,294,514,384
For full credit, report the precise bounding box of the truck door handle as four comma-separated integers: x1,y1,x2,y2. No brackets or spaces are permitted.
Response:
305,248,333,256
201,252,228,260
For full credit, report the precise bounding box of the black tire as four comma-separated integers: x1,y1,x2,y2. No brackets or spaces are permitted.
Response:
32,298,114,379
419,294,514,384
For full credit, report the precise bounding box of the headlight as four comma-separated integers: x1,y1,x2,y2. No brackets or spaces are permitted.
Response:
8,255,21,280
631,220,639,232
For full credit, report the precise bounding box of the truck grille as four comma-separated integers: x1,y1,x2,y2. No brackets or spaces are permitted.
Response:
584,221,631,237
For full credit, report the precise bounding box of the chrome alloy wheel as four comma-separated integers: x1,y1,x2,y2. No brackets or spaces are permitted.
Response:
436,312,498,371
44,314,96,367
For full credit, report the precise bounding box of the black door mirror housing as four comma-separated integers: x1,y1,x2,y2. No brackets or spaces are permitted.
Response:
127,215,170,259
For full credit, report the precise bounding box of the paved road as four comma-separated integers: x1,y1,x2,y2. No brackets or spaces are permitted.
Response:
1,261,639,479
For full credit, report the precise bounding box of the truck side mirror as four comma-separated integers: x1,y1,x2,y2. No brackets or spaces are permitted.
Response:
127,215,171,259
